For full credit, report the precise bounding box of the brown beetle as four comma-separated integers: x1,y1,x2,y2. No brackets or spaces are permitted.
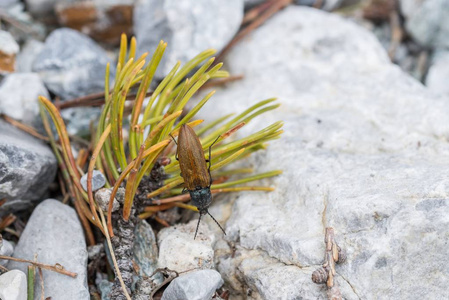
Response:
172,124,226,239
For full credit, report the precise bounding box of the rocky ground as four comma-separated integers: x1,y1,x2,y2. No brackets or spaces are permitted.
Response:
0,0,448,299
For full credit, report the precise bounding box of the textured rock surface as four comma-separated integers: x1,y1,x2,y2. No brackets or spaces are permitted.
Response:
157,219,216,272
161,269,224,300
32,28,115,100
134,0,243,76
0,270,27,300
216,246,357,299
0,120,57,200
425,49,449,97
133,220,159,277
197,6,449,299
8,199,89,300
0,73,49,129
400,0,449,48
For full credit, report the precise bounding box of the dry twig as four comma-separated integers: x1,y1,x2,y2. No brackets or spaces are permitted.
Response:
216,0,292,63
38,267,45,300
0,255,77,278
312,227,347,300
1,114,50,142
388,6,403,60
57,91,152,109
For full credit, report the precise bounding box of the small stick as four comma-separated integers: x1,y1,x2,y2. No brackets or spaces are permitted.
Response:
149,268,179,299
200,75,244,90
0,11,41,37
242,0,278,25
38,267,45,300
0,255,77,278
312,227,346,300
388,8,403,60
153,215,170,227
0,264,8,273
57,91,153,109
1,114,50,142
216,0,292,63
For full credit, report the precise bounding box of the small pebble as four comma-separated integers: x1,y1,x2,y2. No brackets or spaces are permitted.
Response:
95,188,120,212
80,170,106,192
0,239,14,266
161,269,224,300
0,270,27,300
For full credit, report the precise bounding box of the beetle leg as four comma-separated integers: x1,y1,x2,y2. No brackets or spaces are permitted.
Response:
207,135,221,185
169,133,179,161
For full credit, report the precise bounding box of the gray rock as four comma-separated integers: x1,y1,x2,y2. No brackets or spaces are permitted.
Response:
0,239,14,266
134,0,243,77
294,0,343,11
161,269,223,300
133,220,159,277
0,200,33,217
0,270,27,300
8,199,89,300
17,39,44,72
244,0,264,8
157,219,216,272
94,188,120,212
0,0,19,8
0,119,57,200
425,49,449,96
61,107,102,136
400,0,449,48
98,279,113,300
197,6,449,299
32,28,115,100
0,73,49,129
80,169,106,192
2,4,47,42
25,0,61,18
87,244,103,260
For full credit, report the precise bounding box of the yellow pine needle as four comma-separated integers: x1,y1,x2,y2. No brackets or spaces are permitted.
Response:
87,124,111,224
123,145,145,221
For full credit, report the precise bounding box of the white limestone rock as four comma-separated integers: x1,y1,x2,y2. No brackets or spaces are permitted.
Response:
157,219,216,272
0,270,27,300
425,49,449,97
196,6,449,299
0,72,49,129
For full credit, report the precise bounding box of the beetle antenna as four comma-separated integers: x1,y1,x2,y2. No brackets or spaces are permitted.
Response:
207,211,226,235
194,214,202,240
